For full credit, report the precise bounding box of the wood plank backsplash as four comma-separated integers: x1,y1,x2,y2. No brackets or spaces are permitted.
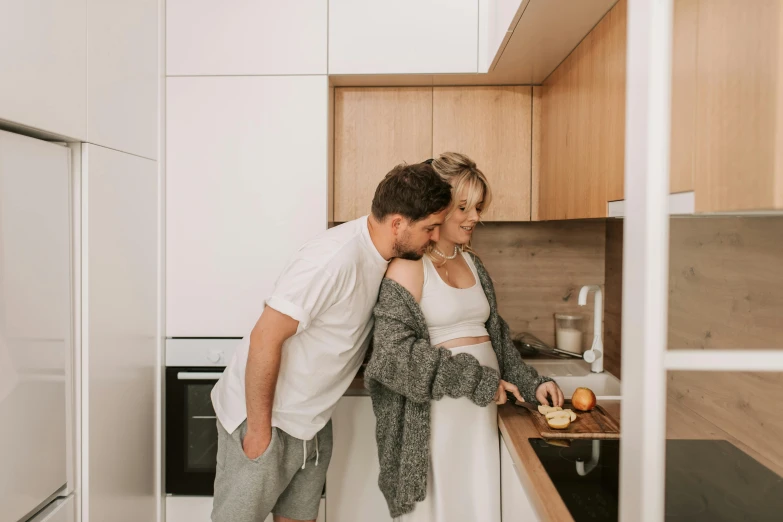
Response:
471,221,606,351
604,216,783,473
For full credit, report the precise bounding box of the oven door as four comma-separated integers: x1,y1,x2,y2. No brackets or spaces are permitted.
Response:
165,367,223,495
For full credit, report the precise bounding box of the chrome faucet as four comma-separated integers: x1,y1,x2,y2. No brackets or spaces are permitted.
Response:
578,285,604,373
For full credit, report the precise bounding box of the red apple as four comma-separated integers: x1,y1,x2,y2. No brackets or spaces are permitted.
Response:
571,387,597,411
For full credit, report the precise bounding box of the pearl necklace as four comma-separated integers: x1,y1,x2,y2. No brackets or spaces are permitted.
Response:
432,245,460,260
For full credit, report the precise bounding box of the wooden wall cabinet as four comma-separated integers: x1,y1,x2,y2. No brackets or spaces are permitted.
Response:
333,88,433,222
433,86,532,221
536,0,626,220
334,86,533,222
536,0,783,218
692,0,783,212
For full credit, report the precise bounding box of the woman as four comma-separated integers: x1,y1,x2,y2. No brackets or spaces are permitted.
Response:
365,152,564,521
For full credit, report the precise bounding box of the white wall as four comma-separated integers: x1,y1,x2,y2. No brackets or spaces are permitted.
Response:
0,0,88,139
87,0,159,159
83,144,157,522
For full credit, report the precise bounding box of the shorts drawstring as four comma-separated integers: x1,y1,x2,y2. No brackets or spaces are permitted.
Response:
301,434,320,469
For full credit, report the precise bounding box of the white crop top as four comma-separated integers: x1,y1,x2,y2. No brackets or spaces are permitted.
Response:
419,252,491,346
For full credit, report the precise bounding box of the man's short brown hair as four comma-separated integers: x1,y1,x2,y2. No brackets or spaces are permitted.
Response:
370,163,452,223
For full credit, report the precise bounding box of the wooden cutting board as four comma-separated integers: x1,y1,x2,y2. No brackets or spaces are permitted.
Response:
519,400,621,439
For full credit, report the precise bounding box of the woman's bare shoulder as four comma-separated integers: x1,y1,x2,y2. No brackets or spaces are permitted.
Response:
384,257,424,302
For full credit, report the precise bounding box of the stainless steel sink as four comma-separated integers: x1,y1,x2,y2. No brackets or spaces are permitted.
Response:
523,359,621,400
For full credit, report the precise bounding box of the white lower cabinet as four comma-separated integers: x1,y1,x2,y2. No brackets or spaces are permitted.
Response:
500,435,540,521
326,396,392,522
165,496,324,522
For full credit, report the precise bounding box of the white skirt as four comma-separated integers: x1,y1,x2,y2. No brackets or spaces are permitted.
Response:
396,341,501,522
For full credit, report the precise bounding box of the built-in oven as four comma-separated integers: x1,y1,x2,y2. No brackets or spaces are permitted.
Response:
165,339,240,496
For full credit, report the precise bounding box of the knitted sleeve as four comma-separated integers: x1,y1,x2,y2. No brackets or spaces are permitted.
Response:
365,278,500,406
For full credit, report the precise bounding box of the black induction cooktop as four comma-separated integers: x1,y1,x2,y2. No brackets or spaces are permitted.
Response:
529,438,783,522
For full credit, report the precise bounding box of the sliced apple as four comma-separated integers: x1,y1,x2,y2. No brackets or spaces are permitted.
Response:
537,405,563,415
547,416,571,429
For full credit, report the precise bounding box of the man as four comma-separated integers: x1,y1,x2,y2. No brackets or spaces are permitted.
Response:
210,162,453,522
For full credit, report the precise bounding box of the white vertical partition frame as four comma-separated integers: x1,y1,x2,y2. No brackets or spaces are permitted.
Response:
620,0,674,520
156,0,166,520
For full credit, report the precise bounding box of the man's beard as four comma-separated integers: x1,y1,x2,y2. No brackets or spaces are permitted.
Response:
393,234,424,260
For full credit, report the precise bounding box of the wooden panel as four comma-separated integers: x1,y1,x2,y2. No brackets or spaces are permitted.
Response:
668,217,783,350
531,87,542,222
669,0,698,193
433,86,532,221
603,219,623,378
601,0,628,203
694,1,783,211
333,87,433,222
471,221,606,352
538,0,626,219
668,371,783,477
603,216,783,478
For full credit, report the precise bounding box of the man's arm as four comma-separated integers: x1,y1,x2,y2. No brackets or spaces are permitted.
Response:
242,306,298,459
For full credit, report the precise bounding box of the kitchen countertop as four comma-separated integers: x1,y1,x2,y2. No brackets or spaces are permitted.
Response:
497,401,623,522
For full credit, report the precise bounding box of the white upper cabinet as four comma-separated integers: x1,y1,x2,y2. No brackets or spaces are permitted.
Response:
328,0,479,74
166,76,328,337
87,0,158,160
166,0,327,75
0,0,88,139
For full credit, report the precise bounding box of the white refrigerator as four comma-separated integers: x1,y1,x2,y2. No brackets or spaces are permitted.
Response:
0,130,75,522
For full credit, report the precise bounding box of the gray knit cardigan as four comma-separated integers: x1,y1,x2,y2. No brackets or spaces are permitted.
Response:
364,253,552,518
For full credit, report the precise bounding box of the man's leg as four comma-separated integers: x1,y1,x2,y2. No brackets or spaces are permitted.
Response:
212,420,296,522
272,420,333,522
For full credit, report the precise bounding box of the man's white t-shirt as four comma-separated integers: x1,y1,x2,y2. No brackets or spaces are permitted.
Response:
211,216,389,440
